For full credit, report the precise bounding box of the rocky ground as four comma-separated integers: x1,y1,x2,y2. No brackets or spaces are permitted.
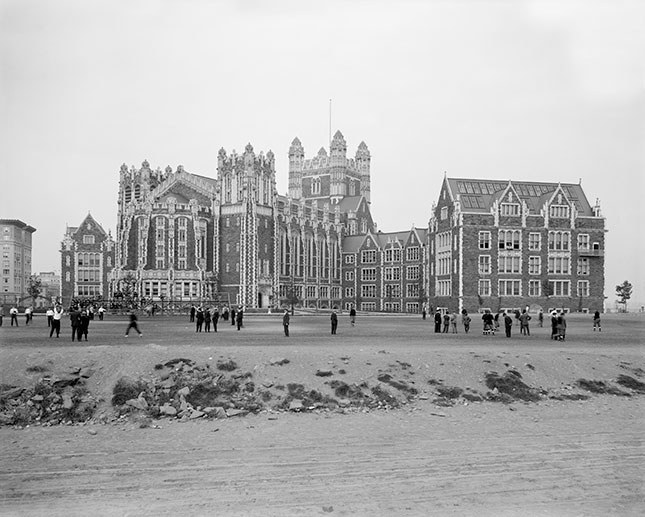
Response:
0,312,643,515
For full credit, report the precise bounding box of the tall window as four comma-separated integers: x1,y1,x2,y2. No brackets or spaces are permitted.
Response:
498,254,521,274
577,280,589,297
548,231,570,251
498,279,521,296
406,247,420,261
361,268,377,282
155,217,165,269
436,279,451,296
345,271,354,281
478,279,491,296
548,256,570,275
528,256,541,275
385,248,401,262
577,234,590,251
498,230,521,250
479,231,491,250
478,255,491,275
361,250,376,264
528,280,541,297
361,284,377,298
549,280,570,296
384,267,401,281
577,258,589,275
406,284,419,297
528,232,541,251
406,265,420,280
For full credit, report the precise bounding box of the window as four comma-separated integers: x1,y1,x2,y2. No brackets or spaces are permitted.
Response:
478,231,491,250
478,279,491,297
406,283,419,297
385,284,401,297
548,256,570,275
577,280,589,297
345,271,354,281
361,268,377,282
498,230,521,250
345,287,354,297
500,203,520,216
361,250,376,264
548,231,570,251
440,206,448,220
66,256,70,267
550,205,570,218
549,280,570,297
436,254,451,276
436,279,451,296
498,279,521,296
528,280,541,297
577,258,589,275
406,265,420,280
361,302,377,311
345,255,355,264
306,286,317,298
361,284,377,298
478,255,491,275
83,235,95,244
385,248,401,262
406,247,420,261
384,266,401,281
528,256,541,275
384,302,400,312
498,254,521,274
577,234,590,251
528,233,541,251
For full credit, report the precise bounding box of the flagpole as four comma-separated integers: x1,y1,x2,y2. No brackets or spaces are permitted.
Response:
329,98,332,150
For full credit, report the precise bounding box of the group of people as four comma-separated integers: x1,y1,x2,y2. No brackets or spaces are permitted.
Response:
189,305,244,332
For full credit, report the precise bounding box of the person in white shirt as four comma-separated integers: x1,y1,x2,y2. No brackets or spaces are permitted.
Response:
50,305,64,338
46,307,54,328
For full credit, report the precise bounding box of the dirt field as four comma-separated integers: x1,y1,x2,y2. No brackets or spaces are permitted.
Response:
1,312,644,516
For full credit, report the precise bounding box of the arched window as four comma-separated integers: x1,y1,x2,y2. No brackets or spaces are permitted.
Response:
125,186,132,203
134,184,141,200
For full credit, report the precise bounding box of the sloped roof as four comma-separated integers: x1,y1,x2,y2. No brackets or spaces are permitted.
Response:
342,235,367,253
337,196,363,213
446,178,594,215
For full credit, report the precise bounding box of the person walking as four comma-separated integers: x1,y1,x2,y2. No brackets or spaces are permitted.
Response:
462,310,471,333
125,310,142,337
46,307,54,328
189,305,196,323
204,308,212,332
442,312,450,333
538,309,544,327
519,309,531,336
450,312,458,333
504,312,513,338
434,310,442,333
283,309,290,337
422,304,427,320
236,307,244,331
593,310,601,331
557,312,567,341
212,307,219,332
98,306,105,321
482,310,494,335
50,304,63,338
195,306,204,332
222,306,229,321
69,306,81,342
349,305,356,326
330,309,338,335
25,306,32,325
80,309,90,341
10,306,19,326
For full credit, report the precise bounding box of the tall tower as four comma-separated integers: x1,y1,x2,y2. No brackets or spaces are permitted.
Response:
288,137,304,199
356,141,371,203
330,130,347,202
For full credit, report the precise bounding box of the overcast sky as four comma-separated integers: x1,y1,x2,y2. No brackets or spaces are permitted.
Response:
1,0,643,308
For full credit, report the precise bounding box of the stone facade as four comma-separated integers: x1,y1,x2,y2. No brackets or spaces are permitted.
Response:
428,177,606,314
60,213,115,305
0,219,36,307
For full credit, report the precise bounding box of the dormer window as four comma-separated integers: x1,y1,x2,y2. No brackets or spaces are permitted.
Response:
500,203,520,216
550,205,570,218
82,235,95,244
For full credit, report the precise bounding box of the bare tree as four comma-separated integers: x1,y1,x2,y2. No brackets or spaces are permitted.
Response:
615,280,633,312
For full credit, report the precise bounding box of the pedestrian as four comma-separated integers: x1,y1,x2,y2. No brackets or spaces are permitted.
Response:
330,309,338,335
80,309,90,341
190,305,196,323
434,310,442,333
422,304,427,320
125,310,142,337
494,312,500,331
462,310,471,333
450,312,458,333
46,307,54,328
204,308,212,332
504,312,513,338
213,307,219,332
550,311,558,340
349,305,356,326
519,309,531,336
195,306,204,332
557,312,567,341
236,307,244,331
230,307,237,326
593,310,601,331
222,306,229,321
538,309,544,327
69,306,81,342
442,312,450,333
98,306,105,321
0,309,3,327
482,310,494,335
25,306,32,325
10,306,19,326
283,309,290,336
50,304,63,338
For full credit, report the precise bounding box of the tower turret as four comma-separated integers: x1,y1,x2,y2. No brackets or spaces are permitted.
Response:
288,137,304,199
330,130,347,167
356,141,371,203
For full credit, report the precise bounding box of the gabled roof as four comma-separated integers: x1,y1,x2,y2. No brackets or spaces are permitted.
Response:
337,196,364,213
445,178,594,215
342,228,428,253
342,235,368,253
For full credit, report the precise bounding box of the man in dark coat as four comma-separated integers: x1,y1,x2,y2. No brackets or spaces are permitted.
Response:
213,307,219,332
69,307,81,342
189,305,196,322
434,310,442,333
195,307,204,332
283,309,290,336
236,308,244,330
504,312,513,338
330,310,338,335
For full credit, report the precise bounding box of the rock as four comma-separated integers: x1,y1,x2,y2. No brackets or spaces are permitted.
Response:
0,387,25,401
322,506,334,513
160,378,176,389
289,400,304,411
53,375,80,388
226,408,247,418
189,410,205,419
177,386,190,396
338,398,351,407
210,407,227,419
269,358,289,366
79,367,95,378
159,404,177,416
126,398,148,410
262,381,274,388
62,394,73,409
0,413,14,425
87,429,97,435
31,395,44,402
315,370,333,377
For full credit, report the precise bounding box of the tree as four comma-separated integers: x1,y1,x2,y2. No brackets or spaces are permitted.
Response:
26,275,42,308
280,284,301,315
615,280,633,312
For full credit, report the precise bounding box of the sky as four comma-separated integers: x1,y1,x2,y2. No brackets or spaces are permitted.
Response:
1,0,643,309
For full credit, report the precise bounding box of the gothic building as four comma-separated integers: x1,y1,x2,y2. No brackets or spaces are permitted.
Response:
60,213,115,304
427,177,606,314
110,131,376,310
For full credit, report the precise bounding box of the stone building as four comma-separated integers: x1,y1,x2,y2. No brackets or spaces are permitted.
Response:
34,271,61,308
427,177,606,314
110,131,378,310
60,213,115,306
0,219,36,307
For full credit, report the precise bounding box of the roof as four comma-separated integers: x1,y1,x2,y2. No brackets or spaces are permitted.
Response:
337,196,363,213
342,228,428,253
445,178,594,215
0,219,37,232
